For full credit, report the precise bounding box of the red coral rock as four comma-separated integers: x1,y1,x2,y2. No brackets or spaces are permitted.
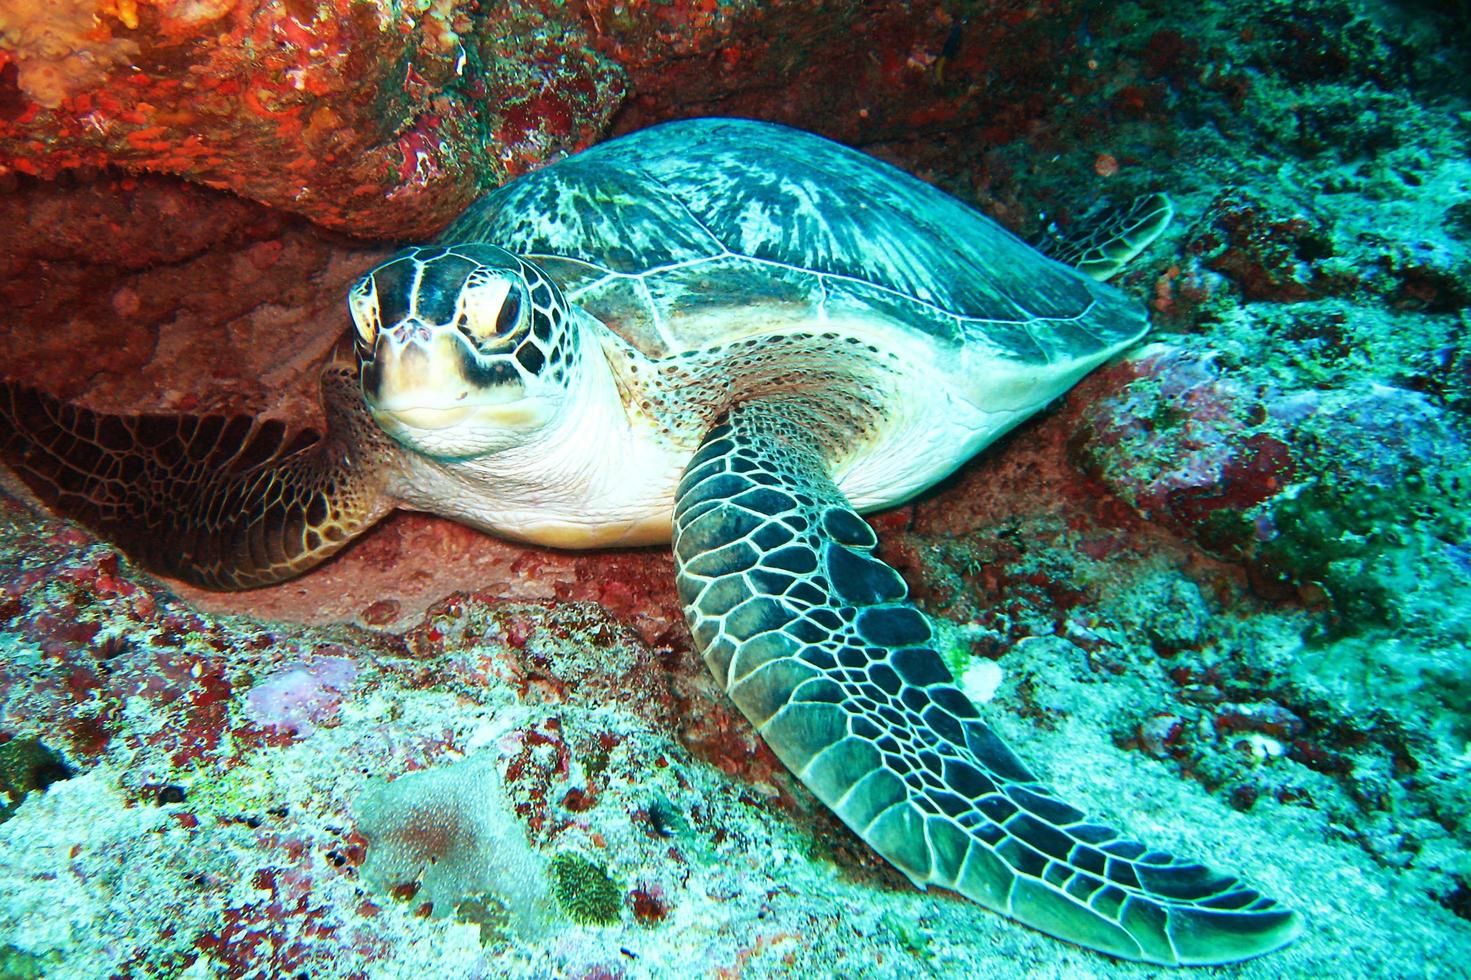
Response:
1138,713,1188,759
1069,345,1312,563
1190,192,1346,302
0,0,624,237
630,884,669,925
1212,701,1304,741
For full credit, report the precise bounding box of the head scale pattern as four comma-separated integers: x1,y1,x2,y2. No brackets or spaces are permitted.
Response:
349,244,576,399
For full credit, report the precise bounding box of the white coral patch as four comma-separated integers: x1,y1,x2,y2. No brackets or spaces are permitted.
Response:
960,658,1004,705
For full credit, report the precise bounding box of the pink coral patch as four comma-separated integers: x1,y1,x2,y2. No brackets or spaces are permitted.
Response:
244,655,358,737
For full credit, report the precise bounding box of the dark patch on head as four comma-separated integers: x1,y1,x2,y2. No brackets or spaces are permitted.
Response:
415,252,479,324
515,343,546,375
457,341,522,390
370,256,420,326
532,310,554,343
530,279,555,310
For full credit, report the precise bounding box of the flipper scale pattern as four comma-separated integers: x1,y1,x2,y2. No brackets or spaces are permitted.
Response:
673,401,1302,966
0,358,399,590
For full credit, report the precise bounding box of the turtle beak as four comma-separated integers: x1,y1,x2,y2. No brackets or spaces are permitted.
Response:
361,323,471,408
361,318,552,437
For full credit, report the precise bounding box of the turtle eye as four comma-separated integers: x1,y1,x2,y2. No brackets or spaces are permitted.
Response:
457,276,515,346
348,277,380,356
496,290,522,335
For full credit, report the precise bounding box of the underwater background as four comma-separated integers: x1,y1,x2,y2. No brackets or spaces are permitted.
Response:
1,0,1469,976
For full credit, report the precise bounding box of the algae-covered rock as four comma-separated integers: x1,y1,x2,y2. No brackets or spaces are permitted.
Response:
0,737,71,822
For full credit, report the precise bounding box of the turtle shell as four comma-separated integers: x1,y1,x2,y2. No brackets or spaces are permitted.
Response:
441,118,1145,363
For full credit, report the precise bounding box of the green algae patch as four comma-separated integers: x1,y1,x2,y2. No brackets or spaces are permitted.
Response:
0,944,44,980
548,852,622,925
1259,448,1471,638
0,738,72,823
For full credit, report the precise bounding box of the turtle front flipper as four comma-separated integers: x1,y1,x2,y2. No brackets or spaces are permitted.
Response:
0,356,400,590
673,401,1302,966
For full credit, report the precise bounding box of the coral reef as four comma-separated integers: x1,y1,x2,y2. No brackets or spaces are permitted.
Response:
0,0,624,238
355,752,556,938
1,0,1470,975
0,735,70,821
547,851,622,926
244,655,358,736
0,0,1093,238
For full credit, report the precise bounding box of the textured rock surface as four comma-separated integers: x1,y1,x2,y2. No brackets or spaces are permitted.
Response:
0,0,1089,238
0,0,625,237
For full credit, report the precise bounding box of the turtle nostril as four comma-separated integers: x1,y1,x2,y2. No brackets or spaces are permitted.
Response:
389,319,435,346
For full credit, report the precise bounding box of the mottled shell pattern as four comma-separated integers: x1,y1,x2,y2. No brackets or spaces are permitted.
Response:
439,118,1145,366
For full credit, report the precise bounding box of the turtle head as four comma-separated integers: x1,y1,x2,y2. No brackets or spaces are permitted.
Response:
348,243,575,458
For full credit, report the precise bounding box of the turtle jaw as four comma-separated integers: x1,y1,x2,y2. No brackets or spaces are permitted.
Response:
370,398,558,459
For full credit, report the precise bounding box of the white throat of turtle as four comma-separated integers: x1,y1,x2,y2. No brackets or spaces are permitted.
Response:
386,307,682,548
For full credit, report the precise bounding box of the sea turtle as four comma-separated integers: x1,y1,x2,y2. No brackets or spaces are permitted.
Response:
0,118,1300,965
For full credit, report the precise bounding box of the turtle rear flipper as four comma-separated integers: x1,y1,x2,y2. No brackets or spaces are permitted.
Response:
1039,192,1175,281
673,400,1302,965
0,356,400,590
